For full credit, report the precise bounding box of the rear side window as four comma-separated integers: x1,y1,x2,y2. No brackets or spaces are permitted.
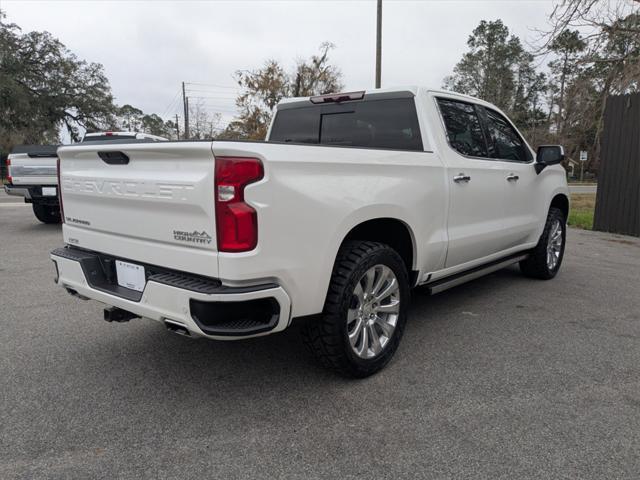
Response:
269,98,423,151
268,107,319,144
437,98,488,158
483,108,531,162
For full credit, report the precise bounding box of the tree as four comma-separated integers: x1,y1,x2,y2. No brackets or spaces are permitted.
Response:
112,104,144,132
0,10,115,150
542,0,640,46
140,114,178,139
443,10,640,174
446,21,517,109
548,30,587,134
511,52,548,133
188,100,222,140
444,20,548,138
541,1,640,171
224,43,344,140
290,42,343,97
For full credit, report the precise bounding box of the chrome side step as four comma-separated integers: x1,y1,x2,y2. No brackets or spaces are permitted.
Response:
425,254,528,295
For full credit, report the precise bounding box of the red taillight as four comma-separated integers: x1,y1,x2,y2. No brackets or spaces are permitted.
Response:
215,156,263,252
6,158,11,184
57,157,65,223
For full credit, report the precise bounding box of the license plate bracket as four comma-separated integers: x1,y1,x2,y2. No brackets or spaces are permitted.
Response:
115,260,146,292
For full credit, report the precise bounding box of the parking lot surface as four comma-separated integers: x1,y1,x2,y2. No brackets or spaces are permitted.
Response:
1,194,639,479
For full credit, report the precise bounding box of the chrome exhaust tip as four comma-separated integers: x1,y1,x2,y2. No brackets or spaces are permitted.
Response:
164,319,191,337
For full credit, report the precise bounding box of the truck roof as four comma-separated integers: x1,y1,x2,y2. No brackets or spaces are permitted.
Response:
277,86,491,109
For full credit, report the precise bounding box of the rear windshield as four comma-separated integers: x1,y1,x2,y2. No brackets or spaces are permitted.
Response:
269,98,423,151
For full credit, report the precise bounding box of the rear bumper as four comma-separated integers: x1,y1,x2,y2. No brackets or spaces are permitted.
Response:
4,184,31,199
50,246,292,340
4,184,59,205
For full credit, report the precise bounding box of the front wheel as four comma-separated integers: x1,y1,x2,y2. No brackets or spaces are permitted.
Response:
302,241,410,378
520,207,566,279
32,203,61,224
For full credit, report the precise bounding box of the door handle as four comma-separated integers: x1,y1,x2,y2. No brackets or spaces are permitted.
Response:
506,173,519,182
453,174,471,183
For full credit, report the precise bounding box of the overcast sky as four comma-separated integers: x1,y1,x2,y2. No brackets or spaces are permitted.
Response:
2,0,556,128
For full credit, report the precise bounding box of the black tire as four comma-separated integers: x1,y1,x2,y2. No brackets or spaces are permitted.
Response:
519,207,566,279
32,203,61,224
302,241,410,378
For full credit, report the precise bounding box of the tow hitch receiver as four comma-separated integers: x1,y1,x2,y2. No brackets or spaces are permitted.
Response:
103,307,139,323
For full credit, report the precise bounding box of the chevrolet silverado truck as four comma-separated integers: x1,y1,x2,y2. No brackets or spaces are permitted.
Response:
5,133,167,224
51,87,569,377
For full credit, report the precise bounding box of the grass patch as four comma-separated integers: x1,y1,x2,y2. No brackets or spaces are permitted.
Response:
568,193,595,230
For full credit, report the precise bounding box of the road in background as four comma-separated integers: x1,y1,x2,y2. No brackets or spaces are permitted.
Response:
1,201,638,479
569,184,597,194
0,188,25,204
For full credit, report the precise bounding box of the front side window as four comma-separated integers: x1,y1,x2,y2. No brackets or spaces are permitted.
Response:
437,98,488,158
483,109,531,162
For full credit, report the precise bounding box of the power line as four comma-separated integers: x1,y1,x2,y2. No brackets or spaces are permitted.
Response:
185,81,238,90
160,89,182,118
187,95,238,101
192,107,238,114
184,88,237,95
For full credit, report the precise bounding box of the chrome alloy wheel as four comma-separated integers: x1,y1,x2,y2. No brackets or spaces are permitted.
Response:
547,218,563,270
347,264,400,359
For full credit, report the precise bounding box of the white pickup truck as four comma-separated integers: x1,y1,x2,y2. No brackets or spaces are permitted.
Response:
51,87,569,377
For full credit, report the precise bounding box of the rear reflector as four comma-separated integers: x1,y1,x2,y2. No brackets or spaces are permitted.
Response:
214,156,263,252
310,91,365,104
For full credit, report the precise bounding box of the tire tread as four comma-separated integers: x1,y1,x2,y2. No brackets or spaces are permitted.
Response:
302,240,408,377
520,207,565,279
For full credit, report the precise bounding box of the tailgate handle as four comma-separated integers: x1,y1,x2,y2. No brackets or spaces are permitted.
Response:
98,151,130,165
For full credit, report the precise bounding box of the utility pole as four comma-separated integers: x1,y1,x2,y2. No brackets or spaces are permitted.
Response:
174,114,180,140
182,81,189,139
185,97,190,139
375,0,382,88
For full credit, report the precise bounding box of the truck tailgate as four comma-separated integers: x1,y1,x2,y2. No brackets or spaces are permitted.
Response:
57,142,219,278
8,153,58,185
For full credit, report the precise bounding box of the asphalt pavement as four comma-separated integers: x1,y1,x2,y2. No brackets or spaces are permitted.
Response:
1,192,639,479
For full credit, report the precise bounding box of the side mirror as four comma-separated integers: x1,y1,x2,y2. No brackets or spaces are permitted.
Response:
535,145,565,174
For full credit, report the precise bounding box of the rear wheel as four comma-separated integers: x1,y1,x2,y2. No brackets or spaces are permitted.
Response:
520,207,566,279
302,241,410,378
32,203,61,224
